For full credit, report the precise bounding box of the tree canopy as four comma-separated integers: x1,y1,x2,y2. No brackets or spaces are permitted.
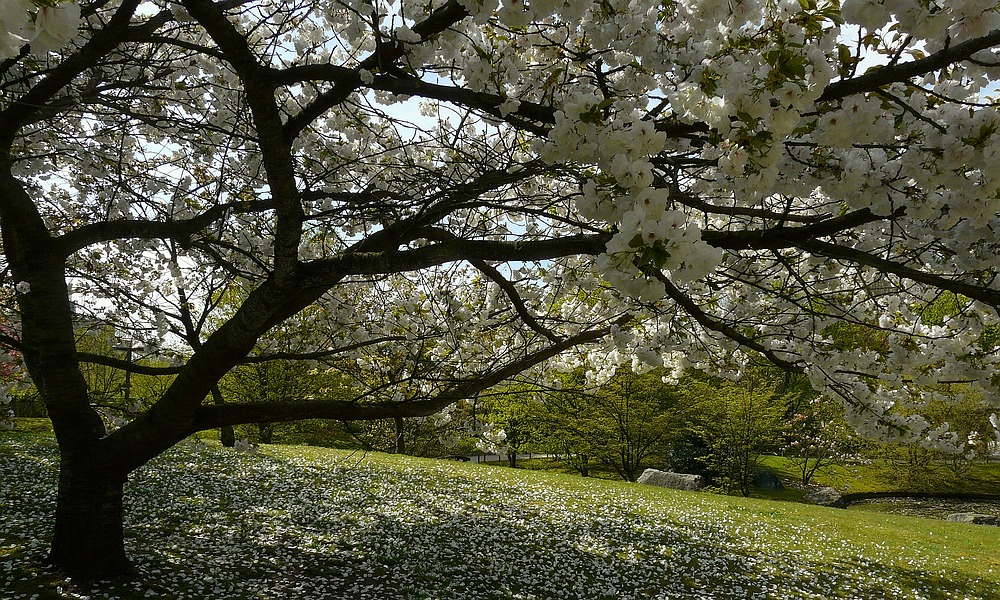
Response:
2,0,1000,578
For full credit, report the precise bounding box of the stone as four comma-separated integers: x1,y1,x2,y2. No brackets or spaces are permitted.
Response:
946,512,1000,526
804,486,845,508
636,469,705,491
753,470,784,491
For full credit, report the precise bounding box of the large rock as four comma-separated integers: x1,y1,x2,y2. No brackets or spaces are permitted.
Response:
637,469,705,491
946,512,1000,526
804,486,845,508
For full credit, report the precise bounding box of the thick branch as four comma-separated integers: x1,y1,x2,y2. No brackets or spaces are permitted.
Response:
794,239,1000,310
189,321,620,431
75,353,183,375
369,75,555,131
55,201,269,257
192,397,462,428
300,233,612,284
700,208,901,250
819,30,1000,102
182,0,303,280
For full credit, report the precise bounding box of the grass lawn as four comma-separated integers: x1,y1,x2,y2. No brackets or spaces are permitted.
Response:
2,432,999,599
757,455,1000,496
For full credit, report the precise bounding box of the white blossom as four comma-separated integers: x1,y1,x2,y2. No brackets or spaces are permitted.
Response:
30,3,80,53
0,0,32,58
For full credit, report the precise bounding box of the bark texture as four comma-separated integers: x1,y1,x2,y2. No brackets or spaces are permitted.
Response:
47,451,131,580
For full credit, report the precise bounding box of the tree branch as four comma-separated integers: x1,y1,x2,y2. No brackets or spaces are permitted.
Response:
650,270,802,371
299,233,612,284
189,320,621,431
75,353,184,375
55,201,271,257
468,258,562,343
181,0,303,281
818,29,1000,102
794,239,1000,310
0,0,143,146
281,0,473,139
700,207,902,250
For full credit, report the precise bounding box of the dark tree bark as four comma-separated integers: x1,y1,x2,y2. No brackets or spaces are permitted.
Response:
210,387,236,447
46,447,131,579
394,416,405,454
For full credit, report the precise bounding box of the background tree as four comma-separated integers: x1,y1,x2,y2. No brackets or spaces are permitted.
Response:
3,0,1000,580
536,367,680,481
685,369,784,496
220,359,322,444
481,385,538,467
781,394,859,486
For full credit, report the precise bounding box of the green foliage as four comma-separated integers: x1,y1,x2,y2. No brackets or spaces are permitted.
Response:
851,385,998,489
220,359,334,444
71,326,175,426
481,386,539,467
534,368,682,481
760,453,1000,497
683,368,785,496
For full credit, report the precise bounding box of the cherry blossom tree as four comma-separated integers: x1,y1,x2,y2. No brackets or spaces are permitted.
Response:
3,0,1000,580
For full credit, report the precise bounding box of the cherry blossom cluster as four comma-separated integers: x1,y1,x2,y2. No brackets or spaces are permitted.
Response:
0,0,79,58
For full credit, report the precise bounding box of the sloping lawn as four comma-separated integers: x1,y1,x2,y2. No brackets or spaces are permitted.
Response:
2,433,998,599
758,455,1000,496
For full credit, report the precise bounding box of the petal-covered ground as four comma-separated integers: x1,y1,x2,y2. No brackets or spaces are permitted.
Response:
1,434,996,599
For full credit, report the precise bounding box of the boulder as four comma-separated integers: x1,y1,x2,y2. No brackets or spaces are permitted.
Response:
946,512,1000,526
637,469,705,491
804,486,845,508
753,470,784,491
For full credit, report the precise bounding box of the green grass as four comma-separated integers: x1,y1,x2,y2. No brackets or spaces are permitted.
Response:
501,453,1000,500
493,457,623,480
2,432,1000,599
758,455,1000,496
4,417,54,435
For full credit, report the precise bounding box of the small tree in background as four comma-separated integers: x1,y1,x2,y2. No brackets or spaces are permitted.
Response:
481,387,538,467
535,368,680,481
692,370,784,496
782,395,857,486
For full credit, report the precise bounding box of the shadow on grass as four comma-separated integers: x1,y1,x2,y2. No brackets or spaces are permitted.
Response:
2,437,997,600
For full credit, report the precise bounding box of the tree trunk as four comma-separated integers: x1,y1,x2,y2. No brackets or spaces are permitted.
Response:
220,424,236,447
46,451,131,580
394,416,405,454
210,387,236,447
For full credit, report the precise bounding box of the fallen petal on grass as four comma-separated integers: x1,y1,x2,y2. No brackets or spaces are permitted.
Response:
1,434,998,599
